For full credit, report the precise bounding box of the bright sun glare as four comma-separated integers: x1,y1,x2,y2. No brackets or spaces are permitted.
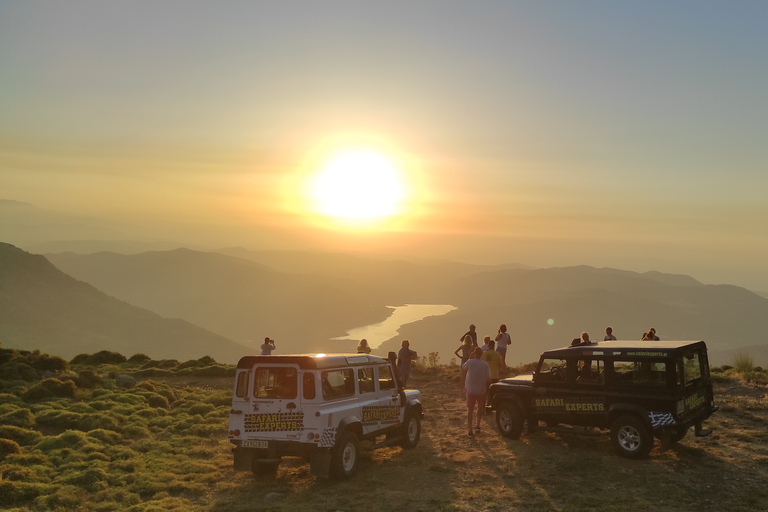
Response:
311,150,405,221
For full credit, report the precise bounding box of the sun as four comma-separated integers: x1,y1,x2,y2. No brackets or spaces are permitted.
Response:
310,149,406,221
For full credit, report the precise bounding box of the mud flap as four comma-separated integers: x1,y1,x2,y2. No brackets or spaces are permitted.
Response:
310,449,331,479
233,447,254,472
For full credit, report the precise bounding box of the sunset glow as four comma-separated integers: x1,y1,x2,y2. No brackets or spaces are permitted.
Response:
309,150,407,221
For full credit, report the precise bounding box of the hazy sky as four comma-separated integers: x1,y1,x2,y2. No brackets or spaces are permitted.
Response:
2,1,768,289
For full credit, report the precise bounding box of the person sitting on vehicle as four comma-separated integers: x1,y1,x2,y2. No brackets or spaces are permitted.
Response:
642,328,660,341
260,337,276,355
357,338,371,354
571,332,592,346
604,326,617,341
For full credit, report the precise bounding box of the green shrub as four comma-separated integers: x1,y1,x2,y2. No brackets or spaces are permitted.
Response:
0,481,52,507
136,380,156,392
35,410,83,431
76,369,104,389
0,407,35,428
36,430,89,451
146,394,169,409
61,467,109,492
28,353,68,373
0,438,21,460
34,484,88,510
86,428,122,445
85,351,127,366
1,465,37,482
0,360,39,381
186,403,216,417
0,425,43,446
127,353,152,364
70,353,90,365
22,378,77,402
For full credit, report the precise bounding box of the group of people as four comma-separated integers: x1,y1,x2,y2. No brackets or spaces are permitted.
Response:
453,323,511,437
572,326,661,346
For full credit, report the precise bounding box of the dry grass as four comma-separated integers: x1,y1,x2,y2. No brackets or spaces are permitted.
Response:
1,356,767,511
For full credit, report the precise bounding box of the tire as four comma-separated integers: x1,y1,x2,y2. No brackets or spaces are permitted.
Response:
671,426,689,443
331,430,360,479
401,410,421,449
611,415,653,459
496,402,524,439
251,459,280,476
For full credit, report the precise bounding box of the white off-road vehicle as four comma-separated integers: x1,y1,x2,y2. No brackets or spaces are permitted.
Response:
228,353,423,478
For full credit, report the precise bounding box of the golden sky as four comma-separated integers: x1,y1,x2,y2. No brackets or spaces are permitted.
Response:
1,2,768,290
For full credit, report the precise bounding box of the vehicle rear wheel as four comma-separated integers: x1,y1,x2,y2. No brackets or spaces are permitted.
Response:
331,431,359,479
496,402,524,439
611,415,653,459
401,410,421,448
671,426,689,443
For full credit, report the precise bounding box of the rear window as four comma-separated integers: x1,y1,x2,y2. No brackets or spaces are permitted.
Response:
235,371,249,398
682,353,702,385
321,369,355,400
253,367,297,399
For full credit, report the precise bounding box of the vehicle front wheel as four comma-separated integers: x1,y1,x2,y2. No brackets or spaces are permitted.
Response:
611,415,653,459
401,410,421,449
331,431,360,479
496,402,524,439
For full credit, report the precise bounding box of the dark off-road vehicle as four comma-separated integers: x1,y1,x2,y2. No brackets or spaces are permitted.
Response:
487,340,717,458
228,353,423,478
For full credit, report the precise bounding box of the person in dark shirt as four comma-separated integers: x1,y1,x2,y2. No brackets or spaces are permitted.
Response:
397,339,418,388
460,324,478,347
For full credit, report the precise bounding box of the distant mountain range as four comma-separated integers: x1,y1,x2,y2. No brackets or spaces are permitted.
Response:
0,243,250,362
3,238,767,366
44,246,768,366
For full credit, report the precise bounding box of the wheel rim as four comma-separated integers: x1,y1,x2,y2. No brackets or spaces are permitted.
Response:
618,425,641,452
341,442,356,472
498,409,512,433
407,418,418,442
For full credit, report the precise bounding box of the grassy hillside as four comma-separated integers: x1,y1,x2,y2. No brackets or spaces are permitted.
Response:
0,243,250,363
1,347,767,511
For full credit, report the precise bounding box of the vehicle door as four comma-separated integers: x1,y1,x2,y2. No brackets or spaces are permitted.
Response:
362,364,401,435
676,348,712,421
229,368,251,438
531,357,572,425
243,364,303,446
318,366,361,436
568,356,608,426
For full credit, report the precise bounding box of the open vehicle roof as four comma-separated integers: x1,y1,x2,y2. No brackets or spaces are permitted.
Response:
236,353,391,370
542,340,707,359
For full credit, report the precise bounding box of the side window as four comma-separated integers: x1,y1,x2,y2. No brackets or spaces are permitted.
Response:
358,368,374,394
576,359,604,385
321,369,355,400
254,367,297,399
612,360,667,386
302,372,316,400
378,365,395,391
235,371,249,398
535,358,567,382
683,353,702,385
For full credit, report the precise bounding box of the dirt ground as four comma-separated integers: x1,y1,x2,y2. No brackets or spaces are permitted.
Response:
209,369,768,512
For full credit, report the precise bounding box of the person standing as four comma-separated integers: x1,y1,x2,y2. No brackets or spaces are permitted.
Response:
481,340,502,406
260,337,276,355
357,339,371,354
454,335,474,393
604,327,617,341
460,324,478,347
462,347,491,437
495,324,511,370
397,339,417,388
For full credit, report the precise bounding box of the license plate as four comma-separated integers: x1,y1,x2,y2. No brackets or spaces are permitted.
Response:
242,440,269,449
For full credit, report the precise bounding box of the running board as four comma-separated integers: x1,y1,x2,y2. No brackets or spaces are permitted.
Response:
540,425,602,437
